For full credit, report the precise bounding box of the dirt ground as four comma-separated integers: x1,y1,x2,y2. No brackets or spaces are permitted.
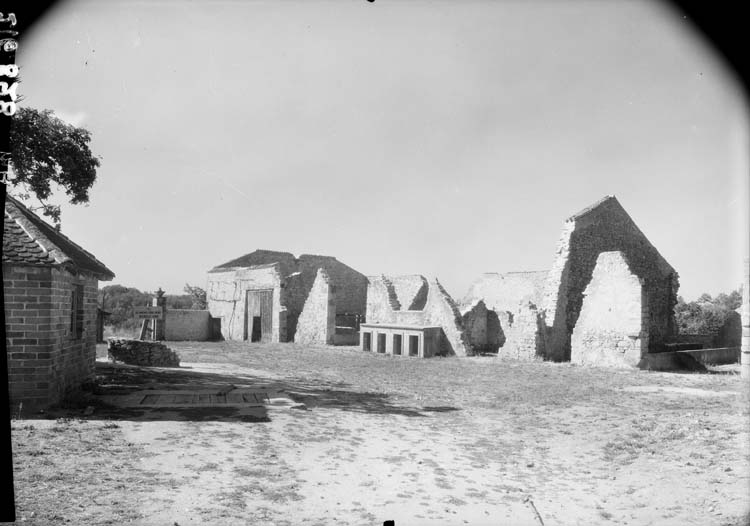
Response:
9,341,750,526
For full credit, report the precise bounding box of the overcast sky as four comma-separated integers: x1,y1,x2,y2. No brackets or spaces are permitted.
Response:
15,0,749,301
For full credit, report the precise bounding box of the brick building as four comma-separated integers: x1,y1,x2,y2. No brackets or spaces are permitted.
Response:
206,249,367,344
3,195,115,410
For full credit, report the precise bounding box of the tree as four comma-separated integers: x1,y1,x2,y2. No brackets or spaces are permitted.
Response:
675,288,742,336
8,107,100,223
98,285,152,331
184,284,207,310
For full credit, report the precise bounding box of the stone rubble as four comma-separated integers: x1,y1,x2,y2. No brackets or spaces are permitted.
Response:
107,338,181,368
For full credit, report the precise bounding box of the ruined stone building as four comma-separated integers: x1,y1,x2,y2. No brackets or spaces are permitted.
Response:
362,275,469,356
461,271,548,358
3,195,115,409
461,196,679,367
206,249,367,345
542,196,678,363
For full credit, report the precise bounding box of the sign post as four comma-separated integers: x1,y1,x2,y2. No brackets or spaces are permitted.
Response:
136,288,167,341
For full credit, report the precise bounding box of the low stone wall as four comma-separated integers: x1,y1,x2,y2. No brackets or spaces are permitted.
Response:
165,310,211,341
107,339,181,368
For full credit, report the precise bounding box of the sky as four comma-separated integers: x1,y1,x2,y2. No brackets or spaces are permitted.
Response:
13,0,749,302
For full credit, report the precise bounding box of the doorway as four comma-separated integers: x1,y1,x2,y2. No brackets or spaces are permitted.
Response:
245,290,273,343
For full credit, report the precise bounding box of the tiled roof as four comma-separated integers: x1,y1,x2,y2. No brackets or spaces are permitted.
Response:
212,249,297,270
3,195,115,280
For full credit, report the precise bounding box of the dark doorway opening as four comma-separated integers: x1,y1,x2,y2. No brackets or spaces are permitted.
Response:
363,332,372,351
408,335,419,356
393,334,402,355
377,333,386,353
251,316,262,342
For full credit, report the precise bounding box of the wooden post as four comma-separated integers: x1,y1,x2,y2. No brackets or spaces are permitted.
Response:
741,258,749,379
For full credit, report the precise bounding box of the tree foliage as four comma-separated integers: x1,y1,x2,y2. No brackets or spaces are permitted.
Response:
9,108,100,223
99,284,207,333
674,289,742,335
183,283,207,310
98,285,152,330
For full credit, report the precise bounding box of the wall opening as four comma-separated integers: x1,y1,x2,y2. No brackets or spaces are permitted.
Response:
363,332,372,351
377,333,386,353
408,335,419,356
393,334,402,355
245,289,273,343
251,316,262,342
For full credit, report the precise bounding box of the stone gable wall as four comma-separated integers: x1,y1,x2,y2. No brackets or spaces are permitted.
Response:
296,269,336,345
391,275,428,311
543,198,678,361
570,251,648,367
366,276,469,356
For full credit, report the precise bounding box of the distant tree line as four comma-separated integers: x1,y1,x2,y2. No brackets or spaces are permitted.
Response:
674,289,742,335
98,284,207,333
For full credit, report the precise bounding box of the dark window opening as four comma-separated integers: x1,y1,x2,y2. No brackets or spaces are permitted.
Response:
363,332,372,351
408,335,419,356
71,284,84,340
393,334,402,355
251,316,262,342
377,333,386,353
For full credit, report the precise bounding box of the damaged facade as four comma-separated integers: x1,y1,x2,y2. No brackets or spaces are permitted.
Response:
206,250,367,345
461,271,547,357
542,196,678,362
363,275,469,356
461,196,678,366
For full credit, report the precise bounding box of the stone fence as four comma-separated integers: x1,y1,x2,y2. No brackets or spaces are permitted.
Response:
107,338,181,368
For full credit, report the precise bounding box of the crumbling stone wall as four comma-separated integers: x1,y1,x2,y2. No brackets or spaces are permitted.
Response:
390,275,429,310
4,266,99,409
543,196,678,361
366,275,469,356
295,269,336,345
461,271,547,357
463,271,547,313
207,251,367,343
570,251,648,367
462,300,503,353
108,339,181,367
501,302,547,360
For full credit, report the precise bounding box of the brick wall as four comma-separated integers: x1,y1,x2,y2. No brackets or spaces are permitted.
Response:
49,269,98,404
4,264,98,410
570,251,648,367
